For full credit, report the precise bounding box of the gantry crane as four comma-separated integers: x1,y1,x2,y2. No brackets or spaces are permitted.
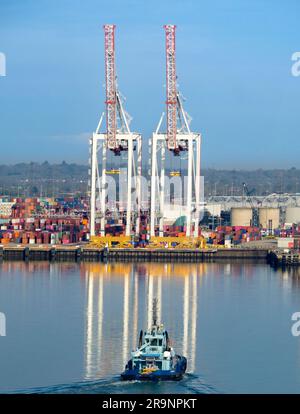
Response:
150,25,202,239
242,182,259,227
89,25,142,241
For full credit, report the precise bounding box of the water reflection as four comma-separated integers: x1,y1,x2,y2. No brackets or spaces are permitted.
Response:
2,260,300,380
82,262,206,378
85,265,104,379
1,260,300,392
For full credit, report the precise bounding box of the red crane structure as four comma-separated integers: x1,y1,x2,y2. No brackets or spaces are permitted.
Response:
89,25,142,238
150,25,202,238
164,24,178,152
104,24,118,152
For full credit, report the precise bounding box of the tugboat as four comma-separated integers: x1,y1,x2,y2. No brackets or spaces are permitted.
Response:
121,299,187,381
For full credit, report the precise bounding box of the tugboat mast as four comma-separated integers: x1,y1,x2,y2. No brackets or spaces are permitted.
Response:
152,298,158,327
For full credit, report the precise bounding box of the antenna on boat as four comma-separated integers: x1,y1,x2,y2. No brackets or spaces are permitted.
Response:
152,298,158,327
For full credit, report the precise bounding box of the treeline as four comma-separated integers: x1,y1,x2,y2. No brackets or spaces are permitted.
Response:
204,167,300,196
0,161,87,179
0,162,299,197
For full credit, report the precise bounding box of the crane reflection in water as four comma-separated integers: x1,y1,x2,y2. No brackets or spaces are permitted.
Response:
83,262,207,379
2,260,299,392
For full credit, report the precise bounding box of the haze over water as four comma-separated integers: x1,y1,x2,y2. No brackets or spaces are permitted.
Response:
0,261,300,393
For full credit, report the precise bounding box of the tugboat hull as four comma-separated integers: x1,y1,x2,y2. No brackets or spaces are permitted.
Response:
121,356,187,381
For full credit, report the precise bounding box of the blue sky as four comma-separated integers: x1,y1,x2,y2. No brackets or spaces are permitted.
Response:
0,0,299,168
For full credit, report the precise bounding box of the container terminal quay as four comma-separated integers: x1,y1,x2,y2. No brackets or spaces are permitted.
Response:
1,25,300,265
0,193,299,266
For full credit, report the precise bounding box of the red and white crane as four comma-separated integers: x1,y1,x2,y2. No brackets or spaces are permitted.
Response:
104,24,118,152
150,25,202,237
164,24,178,152
90,25,142,237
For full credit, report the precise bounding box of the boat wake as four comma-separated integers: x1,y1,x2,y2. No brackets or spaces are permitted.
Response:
13,374,218,394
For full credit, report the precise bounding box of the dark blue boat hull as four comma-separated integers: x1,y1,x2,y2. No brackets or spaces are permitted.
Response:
121,356,187,381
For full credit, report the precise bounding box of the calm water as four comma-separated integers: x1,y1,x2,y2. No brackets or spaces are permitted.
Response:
0,260,300,394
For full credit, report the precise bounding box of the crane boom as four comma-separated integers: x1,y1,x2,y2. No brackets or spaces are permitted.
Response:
104,24,117,151
164,24,178,152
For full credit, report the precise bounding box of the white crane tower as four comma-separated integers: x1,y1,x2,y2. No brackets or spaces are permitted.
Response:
89,25,142,238
150,25,201,238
